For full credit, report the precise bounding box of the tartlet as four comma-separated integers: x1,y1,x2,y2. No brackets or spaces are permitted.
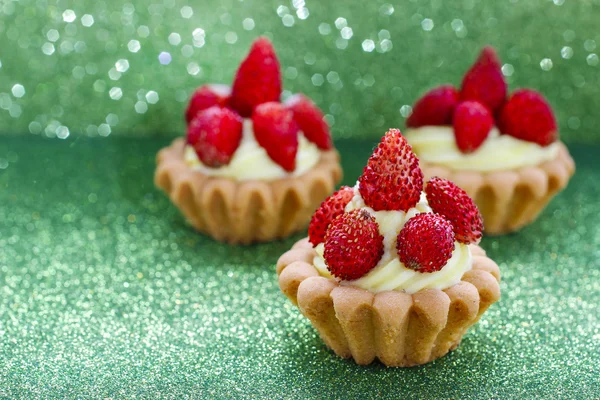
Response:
277,129,500,367
403,46,575,235
155,37,342,244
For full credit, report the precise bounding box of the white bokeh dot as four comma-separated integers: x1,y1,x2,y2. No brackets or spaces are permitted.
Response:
540,58,553,71
243,18,255,30
47,29,59,42
180,6,193,19
502,64,514,76
362,39,375,52
135,101,148,113
400,105,413,118
421,18,434,31
109,87,123,100
187,62,201,76
145,91,159,104
63,9,76,22
81,14,94,27
168,32,181,46
128,40,141,53
98,123,111,137
158,52,172,65
42,42,55,55
115,59,129,73
11,84,25,98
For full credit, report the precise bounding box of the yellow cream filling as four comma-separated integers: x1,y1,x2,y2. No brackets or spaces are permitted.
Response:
185,119,320,181
404,126,559,172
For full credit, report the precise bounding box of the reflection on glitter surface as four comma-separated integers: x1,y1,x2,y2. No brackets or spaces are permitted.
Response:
0,137,597,398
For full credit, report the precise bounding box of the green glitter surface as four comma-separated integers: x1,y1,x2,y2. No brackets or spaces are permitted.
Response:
1,0,600,143
0,137,598,399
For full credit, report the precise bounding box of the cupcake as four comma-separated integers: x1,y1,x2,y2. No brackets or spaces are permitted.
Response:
277,129,500,367
403,46,575,235
155,37,342,244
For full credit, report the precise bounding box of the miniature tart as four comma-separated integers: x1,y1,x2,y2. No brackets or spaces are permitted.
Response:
404,46,575,234
155,37,342,243
278,129,500,367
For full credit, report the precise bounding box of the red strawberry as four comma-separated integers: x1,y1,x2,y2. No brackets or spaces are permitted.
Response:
285,94,332,150
230,37,282,117
185,84,231,123
308,186,355,246
498,89,557,146
406,85,459,128
323,209,384,281
397,213,455,273
453,100,493,153
358,129,424,212
425,177,483,244
187,106,243,167
252,102,299,172
460,46,507,113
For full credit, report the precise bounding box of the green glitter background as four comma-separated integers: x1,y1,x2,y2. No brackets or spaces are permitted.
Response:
1,137,599,398
1,0,600,143
2,0,600,398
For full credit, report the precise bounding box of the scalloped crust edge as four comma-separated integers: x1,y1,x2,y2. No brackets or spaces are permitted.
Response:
419,141,575,235
277,237,501,367
155,138,343,244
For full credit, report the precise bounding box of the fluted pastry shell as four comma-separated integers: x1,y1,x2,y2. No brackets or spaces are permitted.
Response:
277,238,501,367
155,138,343,244
419,141,575,235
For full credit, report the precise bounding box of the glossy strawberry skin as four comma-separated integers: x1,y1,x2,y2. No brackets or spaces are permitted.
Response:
425,177,483,244
308,186,355,246
252,102,299,172
498,89,557,146
407,85,459,128
285,94,332,150
460,46,507,113
323,209,384,281
358,129,424,212
185,84,231,124
230,37,282,117
397,213,456,273
187,106,243,167
453,100,494,153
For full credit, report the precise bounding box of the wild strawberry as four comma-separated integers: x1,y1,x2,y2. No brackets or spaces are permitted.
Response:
187,106,243,167
425,177,483,244
252,102,299,172
460,46,507,113
453,100,493,153
285,94,332,150
323,209,384,281
185,84,231,123
406,85,459,128
498,89,557,146
230,37,282,117
308,186,354,246
358,129,424,212
397,213,455,273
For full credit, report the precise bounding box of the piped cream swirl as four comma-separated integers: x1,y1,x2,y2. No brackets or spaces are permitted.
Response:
313,187,472,294
185,119,320,181
403,126,559,172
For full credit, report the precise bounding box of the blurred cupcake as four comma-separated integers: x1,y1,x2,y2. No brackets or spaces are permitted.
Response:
403,46,575,234
277,129,500,367
155,37,342,244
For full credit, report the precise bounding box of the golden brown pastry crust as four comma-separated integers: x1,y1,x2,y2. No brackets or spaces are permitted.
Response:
155,138,342,244
277,238,501,367
419,141,575,235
